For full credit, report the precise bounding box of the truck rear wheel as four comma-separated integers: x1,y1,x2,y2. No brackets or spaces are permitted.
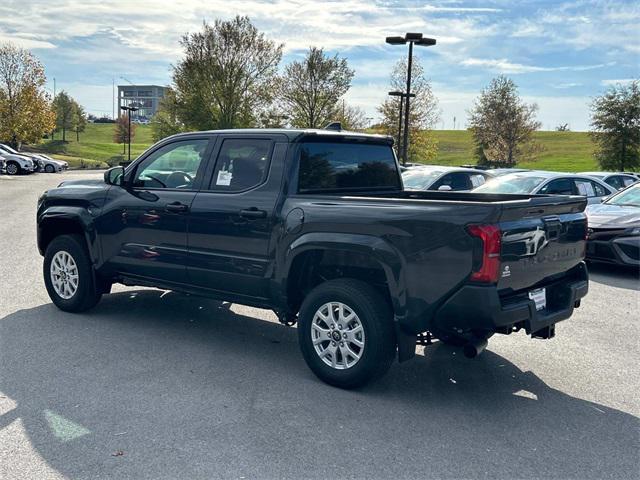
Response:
298,279,395,389
43,234,102,312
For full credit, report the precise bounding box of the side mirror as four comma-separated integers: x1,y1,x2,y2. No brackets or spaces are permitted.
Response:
104,166,124,186
438,184,452,191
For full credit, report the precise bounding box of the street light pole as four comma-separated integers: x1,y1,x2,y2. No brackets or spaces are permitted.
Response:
386,33,436,164
388,91,415,164
402,40,413,166
120,106,138,162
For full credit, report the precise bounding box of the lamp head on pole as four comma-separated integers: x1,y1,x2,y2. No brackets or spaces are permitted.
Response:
385,36,406,45
416,37,437,47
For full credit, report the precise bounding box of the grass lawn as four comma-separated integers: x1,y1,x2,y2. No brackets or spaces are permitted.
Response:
429,130,597,172
28,123,155,169
28,123,599,172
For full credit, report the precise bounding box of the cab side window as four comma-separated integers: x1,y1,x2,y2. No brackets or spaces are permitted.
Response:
210,138,272,192
606,176,624,190
132,139,209,190
539,178,575,195
590,181,609,197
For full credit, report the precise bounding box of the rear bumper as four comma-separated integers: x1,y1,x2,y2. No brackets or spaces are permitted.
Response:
432,262,589,338
586,237,640,266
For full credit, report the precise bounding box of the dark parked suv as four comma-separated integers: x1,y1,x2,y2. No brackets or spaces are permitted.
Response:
37,128,589,388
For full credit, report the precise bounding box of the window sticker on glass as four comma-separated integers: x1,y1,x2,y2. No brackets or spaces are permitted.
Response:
216,170,233,186
576,181,594,197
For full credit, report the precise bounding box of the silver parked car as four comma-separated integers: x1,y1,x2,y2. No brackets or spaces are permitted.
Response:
579,172,638,191
402,165,493,191
474,170,616,204
0,145,35,175
34,154,69,173
0,143,68,173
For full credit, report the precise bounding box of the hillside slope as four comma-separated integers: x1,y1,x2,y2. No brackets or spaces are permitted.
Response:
30,124,598,172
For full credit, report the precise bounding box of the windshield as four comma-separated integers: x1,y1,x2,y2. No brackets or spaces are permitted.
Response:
402,170,444,190
606,184,640,207
0,144,18,154
474,175,547,194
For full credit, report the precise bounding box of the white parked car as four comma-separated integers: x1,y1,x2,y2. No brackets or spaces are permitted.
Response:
579,172,638,191
0,145,35,175
0,143,67,173
402,165,493,191
474,170,616,204
34,154,69,173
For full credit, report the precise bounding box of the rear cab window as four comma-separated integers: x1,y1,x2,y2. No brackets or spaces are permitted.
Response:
209,138,273,192
297,141,401,193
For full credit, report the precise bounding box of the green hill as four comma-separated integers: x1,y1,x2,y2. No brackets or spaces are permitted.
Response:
29,123,156,169
30,124,598,172
430,130,597,171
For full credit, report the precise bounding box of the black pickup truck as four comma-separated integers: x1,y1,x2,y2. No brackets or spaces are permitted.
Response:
37,128,589,388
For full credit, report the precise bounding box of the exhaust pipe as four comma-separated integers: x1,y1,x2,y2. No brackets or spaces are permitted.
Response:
463,337,488,359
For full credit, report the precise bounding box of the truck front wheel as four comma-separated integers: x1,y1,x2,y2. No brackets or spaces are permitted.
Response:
297,279,396,389
43,234,102,312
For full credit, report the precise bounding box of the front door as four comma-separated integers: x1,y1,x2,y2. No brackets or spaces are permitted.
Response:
98,137,212,284
187,135,286,300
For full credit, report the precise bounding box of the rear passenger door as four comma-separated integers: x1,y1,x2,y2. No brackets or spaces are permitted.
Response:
186,135,287,301
573,177,611,204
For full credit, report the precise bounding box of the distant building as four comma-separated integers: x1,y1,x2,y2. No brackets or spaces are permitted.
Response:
117,85,166,122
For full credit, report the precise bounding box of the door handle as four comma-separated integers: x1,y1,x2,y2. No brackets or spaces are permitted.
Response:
165,202,189,213
239,207,267,219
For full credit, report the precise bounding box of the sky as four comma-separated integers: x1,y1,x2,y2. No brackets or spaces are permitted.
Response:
0,0,638,131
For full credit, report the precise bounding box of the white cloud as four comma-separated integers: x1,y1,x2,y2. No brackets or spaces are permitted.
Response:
552,82,583,89
601,79,637,86
461,58,612,74
508,1,640,54
0,34,55,50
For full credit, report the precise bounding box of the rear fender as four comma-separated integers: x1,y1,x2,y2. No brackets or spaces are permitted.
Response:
279,233,416,362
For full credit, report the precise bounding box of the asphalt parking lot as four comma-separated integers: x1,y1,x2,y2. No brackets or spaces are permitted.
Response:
1,171,639,480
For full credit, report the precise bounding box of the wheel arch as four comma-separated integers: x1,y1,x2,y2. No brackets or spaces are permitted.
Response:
37,208,98,264
280,232,405,318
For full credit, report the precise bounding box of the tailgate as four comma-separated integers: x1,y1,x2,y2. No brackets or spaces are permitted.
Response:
496,196,587,293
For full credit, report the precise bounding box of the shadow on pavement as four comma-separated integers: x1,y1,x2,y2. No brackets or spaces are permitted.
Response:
1,290,638,479
587,262,639,291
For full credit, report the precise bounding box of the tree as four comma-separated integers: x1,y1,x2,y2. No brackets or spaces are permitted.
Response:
377,58,440,162
590,80,640,171
113,115,136,154
170,16,283,130
74,103,87,141
556,123,570,132
150,88,184,142
334,101,369,131
0,43,55,147
279,47,354,128
53,91,75,142
468,76,541,167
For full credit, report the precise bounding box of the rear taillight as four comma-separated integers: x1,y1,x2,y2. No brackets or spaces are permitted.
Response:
467,224,502,283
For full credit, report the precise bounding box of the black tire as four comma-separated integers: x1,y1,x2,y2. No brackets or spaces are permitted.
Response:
44,164,55,173
5,161,19,175
430,327,493,347
298,279,396,389
43,234,102,312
